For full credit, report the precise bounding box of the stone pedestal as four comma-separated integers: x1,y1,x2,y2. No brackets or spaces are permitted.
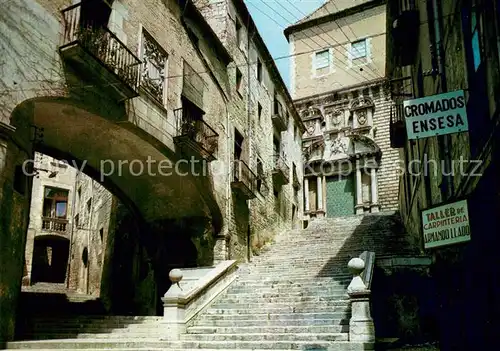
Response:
161,269,186,340
347,257,375,342
349,293,375,342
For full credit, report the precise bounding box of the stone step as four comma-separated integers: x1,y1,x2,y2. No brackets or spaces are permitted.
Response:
195,312,350,321
219,295,348,303
204,304,350,314
190,318,349,327
27,323,163,331
210,300,350,310
223,290,348,298
180,332,349,342
186,325,349,334
5,339,374,350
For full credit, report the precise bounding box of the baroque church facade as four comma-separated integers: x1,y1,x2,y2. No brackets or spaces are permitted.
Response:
286,0,400,220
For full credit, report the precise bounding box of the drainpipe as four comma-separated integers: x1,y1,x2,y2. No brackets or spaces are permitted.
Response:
432,0,453,198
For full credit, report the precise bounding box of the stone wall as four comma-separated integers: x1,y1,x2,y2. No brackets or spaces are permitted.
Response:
195,0,305,261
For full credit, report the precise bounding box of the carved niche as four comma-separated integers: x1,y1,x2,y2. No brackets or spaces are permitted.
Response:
350,96,374,130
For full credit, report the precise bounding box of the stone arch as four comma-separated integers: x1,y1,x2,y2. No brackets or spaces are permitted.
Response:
1,96,224,332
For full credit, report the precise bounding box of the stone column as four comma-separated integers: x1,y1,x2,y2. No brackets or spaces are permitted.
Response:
316,176,324,217
347,258,375,342
370,168,380,213
355,165,364,215
304,177,309,212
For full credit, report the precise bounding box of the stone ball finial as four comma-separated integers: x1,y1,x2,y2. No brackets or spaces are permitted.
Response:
169,269,183,284
348,257,365,275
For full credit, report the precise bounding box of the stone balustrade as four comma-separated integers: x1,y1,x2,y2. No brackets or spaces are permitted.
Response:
161,260,238,340
347,252,376,342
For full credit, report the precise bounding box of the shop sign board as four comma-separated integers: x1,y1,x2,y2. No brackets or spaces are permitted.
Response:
422,199,471,249
405,90,468,139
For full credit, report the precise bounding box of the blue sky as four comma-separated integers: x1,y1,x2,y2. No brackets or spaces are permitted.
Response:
244,0,326,89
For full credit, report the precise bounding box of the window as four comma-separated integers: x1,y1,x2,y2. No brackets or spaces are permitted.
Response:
258,103,262,122
141,29,168,104
74,214,80,228
236,19,242,46
256,158,264,192
236,68,243,97
351,39,367,59
314,50,330,69
42,187,69,219
257,59,263,83
234,128,244,160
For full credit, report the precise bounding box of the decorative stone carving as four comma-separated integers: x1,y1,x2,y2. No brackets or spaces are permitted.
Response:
357,110,367,125
305,120,315,135
330,138,347,156
350,95,374,130
350,96,374,111
300,106,323,120
325,108,343,128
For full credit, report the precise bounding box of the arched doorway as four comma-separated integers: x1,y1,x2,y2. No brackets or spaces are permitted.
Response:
31,235,70,284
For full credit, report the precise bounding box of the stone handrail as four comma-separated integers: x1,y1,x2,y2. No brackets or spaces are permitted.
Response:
161,260,238,340
347,252,376,343
360,251,375,290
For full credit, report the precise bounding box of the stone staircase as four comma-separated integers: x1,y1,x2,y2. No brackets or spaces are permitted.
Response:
7,212,415,350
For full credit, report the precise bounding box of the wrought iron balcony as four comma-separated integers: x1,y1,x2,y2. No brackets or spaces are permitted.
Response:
272,154,290,186
390,103,406,148
231,160,257,199
60,1,141,101
41,217,69,234
173,108,218,161
272,100,288,132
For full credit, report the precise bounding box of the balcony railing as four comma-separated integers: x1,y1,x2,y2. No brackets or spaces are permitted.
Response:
272,100,288,132
232,159,257,199
272,154,290,185
41,217,69,233
60,1,141,98
174,108,218,161
390,103,406,148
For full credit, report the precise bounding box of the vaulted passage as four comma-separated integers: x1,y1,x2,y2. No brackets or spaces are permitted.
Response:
0,96,223,340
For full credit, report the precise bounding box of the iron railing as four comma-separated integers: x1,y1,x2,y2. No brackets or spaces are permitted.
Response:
273,154,290,178
41,217,69,233
174,108,219,158
233,159,257,194
61,1,141,91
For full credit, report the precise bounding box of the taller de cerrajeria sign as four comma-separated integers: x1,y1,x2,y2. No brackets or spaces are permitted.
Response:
404,90,469,139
